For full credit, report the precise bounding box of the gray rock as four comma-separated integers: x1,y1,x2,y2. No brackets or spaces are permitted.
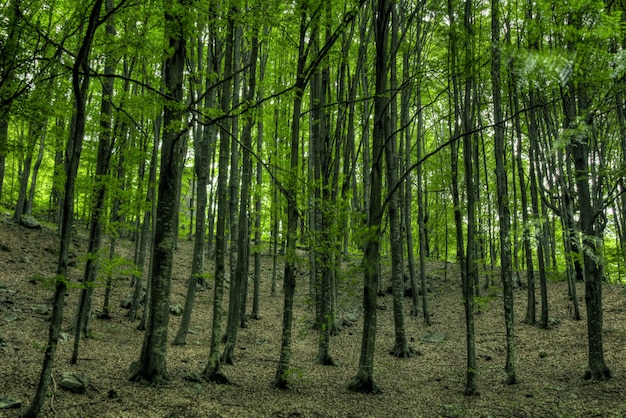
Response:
31,305,49,315
3,312,18,323
0,394,22,409
19,215,41,230
170,304,183,316
420,331,446,343
60,372,89,394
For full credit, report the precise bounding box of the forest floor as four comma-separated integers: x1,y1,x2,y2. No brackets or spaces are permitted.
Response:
1,214,626,418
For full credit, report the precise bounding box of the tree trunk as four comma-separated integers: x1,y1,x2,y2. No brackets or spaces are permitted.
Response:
26,124,46,216
252,34,268,321
223,32,258,362
274,8,307,387
129,0,187,385
347,0,387,394
129,117,159,322
491,0,516,384
25,1,103,415
224,16,242,352
71,1,117,361
563,89,612,381
173,26,215,345
202,8,232,384
527,90,549,329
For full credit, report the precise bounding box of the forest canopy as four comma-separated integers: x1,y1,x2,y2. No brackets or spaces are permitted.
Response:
1,0,626,416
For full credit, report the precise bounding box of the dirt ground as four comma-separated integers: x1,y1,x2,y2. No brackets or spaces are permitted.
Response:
1,214,626,418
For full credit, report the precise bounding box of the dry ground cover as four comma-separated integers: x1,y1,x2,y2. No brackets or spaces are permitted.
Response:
1,215,626,417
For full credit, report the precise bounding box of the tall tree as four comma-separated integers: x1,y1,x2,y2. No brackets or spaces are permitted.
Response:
71,0,118,362
386,2,412,358
274,2,309,389
203,6,233,384
173,15,216,345
490,0,516,385
347,0,388,394
129,0,188,385
25,1,104,415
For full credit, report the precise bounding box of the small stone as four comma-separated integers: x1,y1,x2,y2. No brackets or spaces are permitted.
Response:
60,372,89,394
31,305,49,315
19,215,42,230
3,312,18,323
420,331,446,343
0,394,22,409
59,332,69,343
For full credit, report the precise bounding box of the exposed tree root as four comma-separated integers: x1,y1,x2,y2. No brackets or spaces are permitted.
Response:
582,366,612,381
347,372,382,394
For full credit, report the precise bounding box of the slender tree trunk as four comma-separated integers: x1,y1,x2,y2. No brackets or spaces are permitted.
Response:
562,87,612,380
203,8,233,384
224,16,242,352
129,117,159,322
252,33,268,321
173,27,215,345
223,32,259,362
26,124,46,216
13,119,41,223
71,1,117,362
386,3,412,358
413,18,430,324
491,0,515,384
25,1,103,415
274,7,308,387
527,90,549,329
347,0,388,394
514,99,535,325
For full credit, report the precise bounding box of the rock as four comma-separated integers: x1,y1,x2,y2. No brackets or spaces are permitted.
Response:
31,305,49,315
19,215,42,230
0,394,22,409
3,312,18,323
420,331,446,343
59,332,69,343
60,372,89,394
170,304,183,316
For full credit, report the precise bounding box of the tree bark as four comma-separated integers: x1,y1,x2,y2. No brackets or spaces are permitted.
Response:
25,1,103,415
491,0,516,384
71,0,117,361
129,0,187,385
203,6,232,383
347,0,388,394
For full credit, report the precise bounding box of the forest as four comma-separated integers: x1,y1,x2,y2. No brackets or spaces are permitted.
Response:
1,0,626,416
